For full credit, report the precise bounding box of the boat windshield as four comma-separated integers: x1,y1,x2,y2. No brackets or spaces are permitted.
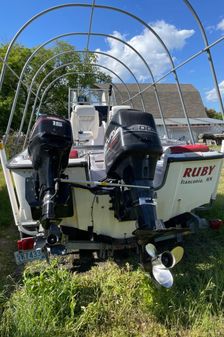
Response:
69,88,108,110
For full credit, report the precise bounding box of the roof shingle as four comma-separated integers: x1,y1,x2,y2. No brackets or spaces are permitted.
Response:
96,83,207,118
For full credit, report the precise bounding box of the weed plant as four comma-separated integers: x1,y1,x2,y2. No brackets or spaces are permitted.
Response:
1,224,224,337
0,168,13,227
0,167,18,292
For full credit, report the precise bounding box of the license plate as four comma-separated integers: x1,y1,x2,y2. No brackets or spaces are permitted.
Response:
14,249,46,265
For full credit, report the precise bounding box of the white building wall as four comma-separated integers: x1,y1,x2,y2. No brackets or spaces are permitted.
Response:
156,124,224,142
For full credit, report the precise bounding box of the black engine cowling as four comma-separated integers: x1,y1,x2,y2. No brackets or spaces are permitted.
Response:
27,115,73,228
104,109,163,231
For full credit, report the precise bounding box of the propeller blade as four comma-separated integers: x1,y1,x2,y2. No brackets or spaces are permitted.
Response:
171,246,184,265
145,243,157,258
152,265,173,288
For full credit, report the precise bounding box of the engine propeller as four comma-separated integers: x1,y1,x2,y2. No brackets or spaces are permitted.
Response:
145,243,184,288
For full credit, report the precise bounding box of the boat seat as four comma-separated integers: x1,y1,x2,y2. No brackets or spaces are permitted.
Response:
93,121,106,146
71,105,99,144
168,144,209,154
108,105,131,121
89,152,106,181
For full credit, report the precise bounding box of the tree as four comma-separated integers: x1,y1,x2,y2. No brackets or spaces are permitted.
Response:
0,42,111,135
205,107,223,120
39,41,111,115
0,43,33,135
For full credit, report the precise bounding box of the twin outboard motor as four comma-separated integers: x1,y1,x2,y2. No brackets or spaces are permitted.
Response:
104,109,163,233
28,115,73,230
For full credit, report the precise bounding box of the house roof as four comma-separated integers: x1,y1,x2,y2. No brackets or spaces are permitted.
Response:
155,117,224,126
96,83,208,119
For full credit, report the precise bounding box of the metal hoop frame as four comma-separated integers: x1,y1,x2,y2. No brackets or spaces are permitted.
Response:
41,72,123,115
5,30,164,140
0,1,223,145
17,48,146,139
182,0,224,120
23,61,133,147
0,3,194,142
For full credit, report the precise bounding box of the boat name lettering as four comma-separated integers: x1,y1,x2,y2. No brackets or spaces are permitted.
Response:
181,178,203,184
183,165,216,178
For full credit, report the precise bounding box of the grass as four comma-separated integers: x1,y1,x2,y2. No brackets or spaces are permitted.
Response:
196,146,224,220
0,167,14,227
0,167,18,292
0,164,224,337
1,252,224,337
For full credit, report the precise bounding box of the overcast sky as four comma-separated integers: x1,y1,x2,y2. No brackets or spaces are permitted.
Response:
0,0,224,112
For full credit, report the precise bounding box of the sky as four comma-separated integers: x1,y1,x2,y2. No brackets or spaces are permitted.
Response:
0,0,224,112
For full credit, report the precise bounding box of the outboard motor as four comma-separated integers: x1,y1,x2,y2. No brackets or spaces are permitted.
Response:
28,115,73,231
104,109,163,235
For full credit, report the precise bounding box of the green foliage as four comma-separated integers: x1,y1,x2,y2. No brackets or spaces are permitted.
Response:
0,44,32,135
0,42,111,135
197,167,224,220
0,167,18,293
0,261,157,337
205,107,223,120
2,242,224,337
0,168,13,227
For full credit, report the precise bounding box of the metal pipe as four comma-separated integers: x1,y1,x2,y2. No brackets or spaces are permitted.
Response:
122,35,224,104
35,62,132,116
76,32,167,136
19,48,145,138
39,73,123,114
4,3,221,141
23,62,132,148
85,0,95,57
0,56,40,101
0,4,172,140
183,0,224,120
0,2,171,90
0,142,20,227
2,2,224,141
100,5,194,141
6,30,158,143
68,78,123,119
36,63,132,114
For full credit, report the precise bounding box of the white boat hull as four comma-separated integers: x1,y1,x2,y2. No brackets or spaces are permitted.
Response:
9,148,224,239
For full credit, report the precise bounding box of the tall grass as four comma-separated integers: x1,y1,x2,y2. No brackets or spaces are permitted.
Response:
0,167,18,292
0,167,14,227
1,250,224,337
0,261,155,337
196,163,224,221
